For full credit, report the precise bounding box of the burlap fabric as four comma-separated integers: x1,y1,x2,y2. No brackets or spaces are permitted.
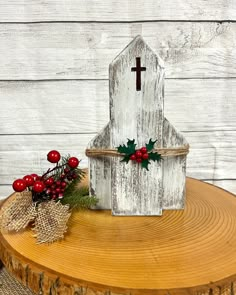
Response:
33,201,71,244
0,192,36,232
0,267,35,295
1,193,71,244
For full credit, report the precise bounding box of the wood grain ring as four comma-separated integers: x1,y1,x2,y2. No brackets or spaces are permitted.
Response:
0,178,236,295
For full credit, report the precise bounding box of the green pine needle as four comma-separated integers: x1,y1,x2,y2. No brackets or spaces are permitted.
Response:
61,179,98,210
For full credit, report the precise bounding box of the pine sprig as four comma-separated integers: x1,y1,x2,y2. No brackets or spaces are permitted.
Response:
61,193,98,210
51,155,85,182
61,179,98,210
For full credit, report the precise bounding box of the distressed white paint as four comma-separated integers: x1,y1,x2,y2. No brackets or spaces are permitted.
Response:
0,79,235,198
0,3,235,200
0,131,235,182
88,123,111,209
162,119,188,209
109,36,164,215
89,36,188,215
0,79,236,134
0,0,236,22
0,22,235,79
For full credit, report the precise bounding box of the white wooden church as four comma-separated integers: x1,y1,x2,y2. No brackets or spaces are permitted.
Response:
87,36,189,216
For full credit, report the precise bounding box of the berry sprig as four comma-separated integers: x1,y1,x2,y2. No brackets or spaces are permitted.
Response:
12,150,83,203
117,139,162,170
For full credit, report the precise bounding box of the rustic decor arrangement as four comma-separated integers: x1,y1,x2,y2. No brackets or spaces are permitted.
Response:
0,150,97,243
1,179,236,295
87,35,189,216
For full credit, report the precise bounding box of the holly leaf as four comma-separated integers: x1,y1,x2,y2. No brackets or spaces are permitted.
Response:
120,154,130,164
148,152,162,162
117,145,129,154
141,159,150,171
127,139,136,150
117,139,136,155
146,139,157,152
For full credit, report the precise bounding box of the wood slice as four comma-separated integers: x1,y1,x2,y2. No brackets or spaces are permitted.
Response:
0,178,236,295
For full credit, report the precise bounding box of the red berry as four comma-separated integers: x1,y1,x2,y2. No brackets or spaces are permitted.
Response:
56,181,61,187
36,176,41,181
135,150,142,158
33,181,45,193
130,154,136,161
64,168,70,173
45,177,54,186
47,150,61,163
12,179,27,192
23,175,34,186
55,188,61,194
61,181,67,188
58,193,63,199
72,174,78,179
51,194,57,200
140,147,147,154
136,158,142,163
31,173,38,181
142,153,149,160
60,173,66,179
68,157,79,168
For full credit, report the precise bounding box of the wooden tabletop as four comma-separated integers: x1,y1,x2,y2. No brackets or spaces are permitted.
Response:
0,178,236,295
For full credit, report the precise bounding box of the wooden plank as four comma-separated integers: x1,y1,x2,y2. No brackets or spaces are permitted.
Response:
0,0,236,22
1,180,235,201
0,80,109,134
205,180,236,195
187,147,236,180
0,185,12,199
108,36,164,215
0,22,235,79
89,36,167,214
0,132,235,186
0,79,235,134
0,134,93,185
88,123,112,209
1,130,231,152
162,118,188,209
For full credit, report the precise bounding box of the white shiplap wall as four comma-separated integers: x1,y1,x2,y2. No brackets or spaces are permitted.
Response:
0,1,235,198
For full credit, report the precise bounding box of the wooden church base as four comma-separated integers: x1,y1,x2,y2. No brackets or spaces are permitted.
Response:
1,178,236,295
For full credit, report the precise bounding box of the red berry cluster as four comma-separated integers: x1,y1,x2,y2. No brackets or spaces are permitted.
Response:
129,146,149,163
12,150,80,202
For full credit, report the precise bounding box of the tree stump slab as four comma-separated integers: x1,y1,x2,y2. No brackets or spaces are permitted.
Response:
1,178,236,295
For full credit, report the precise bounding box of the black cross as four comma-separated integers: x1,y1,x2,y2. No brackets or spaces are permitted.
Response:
131,57,146,91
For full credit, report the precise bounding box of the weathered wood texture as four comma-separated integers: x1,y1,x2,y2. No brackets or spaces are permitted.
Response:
1,179,236,294
0,79,235,134
0,0,236,22
0,130,235,181
162,119,187,209
0,22,235,79
0,3,235,199
89,36,188,214
108,37,165,215
88,124,112,209
0,78,235,198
